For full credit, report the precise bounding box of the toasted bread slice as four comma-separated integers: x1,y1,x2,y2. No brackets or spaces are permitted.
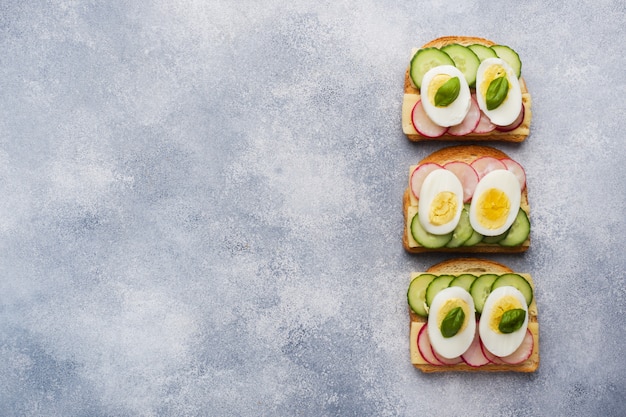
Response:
403,145,530,253
409,259,539,373
402,36,531,142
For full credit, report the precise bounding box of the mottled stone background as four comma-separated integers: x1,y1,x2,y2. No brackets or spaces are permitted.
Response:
1,1,624,416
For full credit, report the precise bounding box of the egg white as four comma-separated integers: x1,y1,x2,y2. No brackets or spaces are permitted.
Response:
479,286,529,357
475,58,522,127
469,169,521,236
420,65,471,127
427,287,476,359
418,169,464,235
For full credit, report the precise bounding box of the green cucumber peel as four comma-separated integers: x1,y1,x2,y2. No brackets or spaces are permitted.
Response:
498,308,526,333
440,306,465,338
434,76,460,107
486,76,509,110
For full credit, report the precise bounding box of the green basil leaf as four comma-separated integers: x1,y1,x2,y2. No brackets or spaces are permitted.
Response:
486,76,509,110
498,308,526,334
440,306,465,338
434,77,461,107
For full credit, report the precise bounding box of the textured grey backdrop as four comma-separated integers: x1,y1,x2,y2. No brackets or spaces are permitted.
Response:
1,1,625,416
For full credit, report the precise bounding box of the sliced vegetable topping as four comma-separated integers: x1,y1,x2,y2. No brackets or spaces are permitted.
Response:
410,47,455,89
407,273,437,317
468,44,497,62
461,325,491,367
442,161,479,202
447,97,481,136
417,324,444,365
470,156,507,179
440,43,481,87
490,44,522,78
411,100,448,138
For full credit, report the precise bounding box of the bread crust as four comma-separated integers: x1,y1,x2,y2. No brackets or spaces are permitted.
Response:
403,145,530,254
409,259,539,373
402,36,531,142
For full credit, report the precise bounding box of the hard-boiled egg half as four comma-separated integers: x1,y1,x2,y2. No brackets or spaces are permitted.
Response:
427,287,476,359
420,65,471,127
479,286,529,357
418,169,464,235
475,58,522,127
469,169,521,236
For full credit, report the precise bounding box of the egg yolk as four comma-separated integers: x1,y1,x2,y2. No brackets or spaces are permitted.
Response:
437,298,470,332
429,191,458,226
428,74,452,106
480,64,510,97
476,188,510,229
488,295,523,333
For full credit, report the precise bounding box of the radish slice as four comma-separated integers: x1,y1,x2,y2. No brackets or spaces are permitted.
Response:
432,348,464,365
474,110,497,133
410,163,444,199
443,161,479,203
447,98,480,136
462,325,491,367
411,100,448,138
481,343,507,365
499,329,534,365
496,104,525,132
470,156,507,180
500,158,527,191
471,94,496,134
417,324,443,366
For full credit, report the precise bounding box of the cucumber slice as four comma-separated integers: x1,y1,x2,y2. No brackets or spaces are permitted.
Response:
463,229,484,246
407,273,437,317
469,273,498,313
445,206,473,248
481,230,509,244
440,44,481,87
491,45,522,78
468,44,497,62
410,212,453,248
410,47,455,89
499,209,530,247
491,273,533,306
449,274,477,293
425,275,456,307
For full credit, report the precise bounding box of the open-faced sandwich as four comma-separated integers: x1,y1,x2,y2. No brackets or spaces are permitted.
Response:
408,258,539,373
402,36,531,142
403,145,530,253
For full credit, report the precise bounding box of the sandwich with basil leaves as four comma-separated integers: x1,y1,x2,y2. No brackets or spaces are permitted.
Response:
402,36,531,142
408,258,539,372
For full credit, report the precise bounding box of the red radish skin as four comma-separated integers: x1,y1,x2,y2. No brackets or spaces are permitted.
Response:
496,104,525,132
461,325,491,367
470,94,496,134
432,349,464,365
448,98,480,136
470,156,507,179
410,163,443,199
417,324,443,366
481,343,507,365
499,329,534,365
474,110,497,134
500,158,527,191
443,161,479,203
411,100,448,138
